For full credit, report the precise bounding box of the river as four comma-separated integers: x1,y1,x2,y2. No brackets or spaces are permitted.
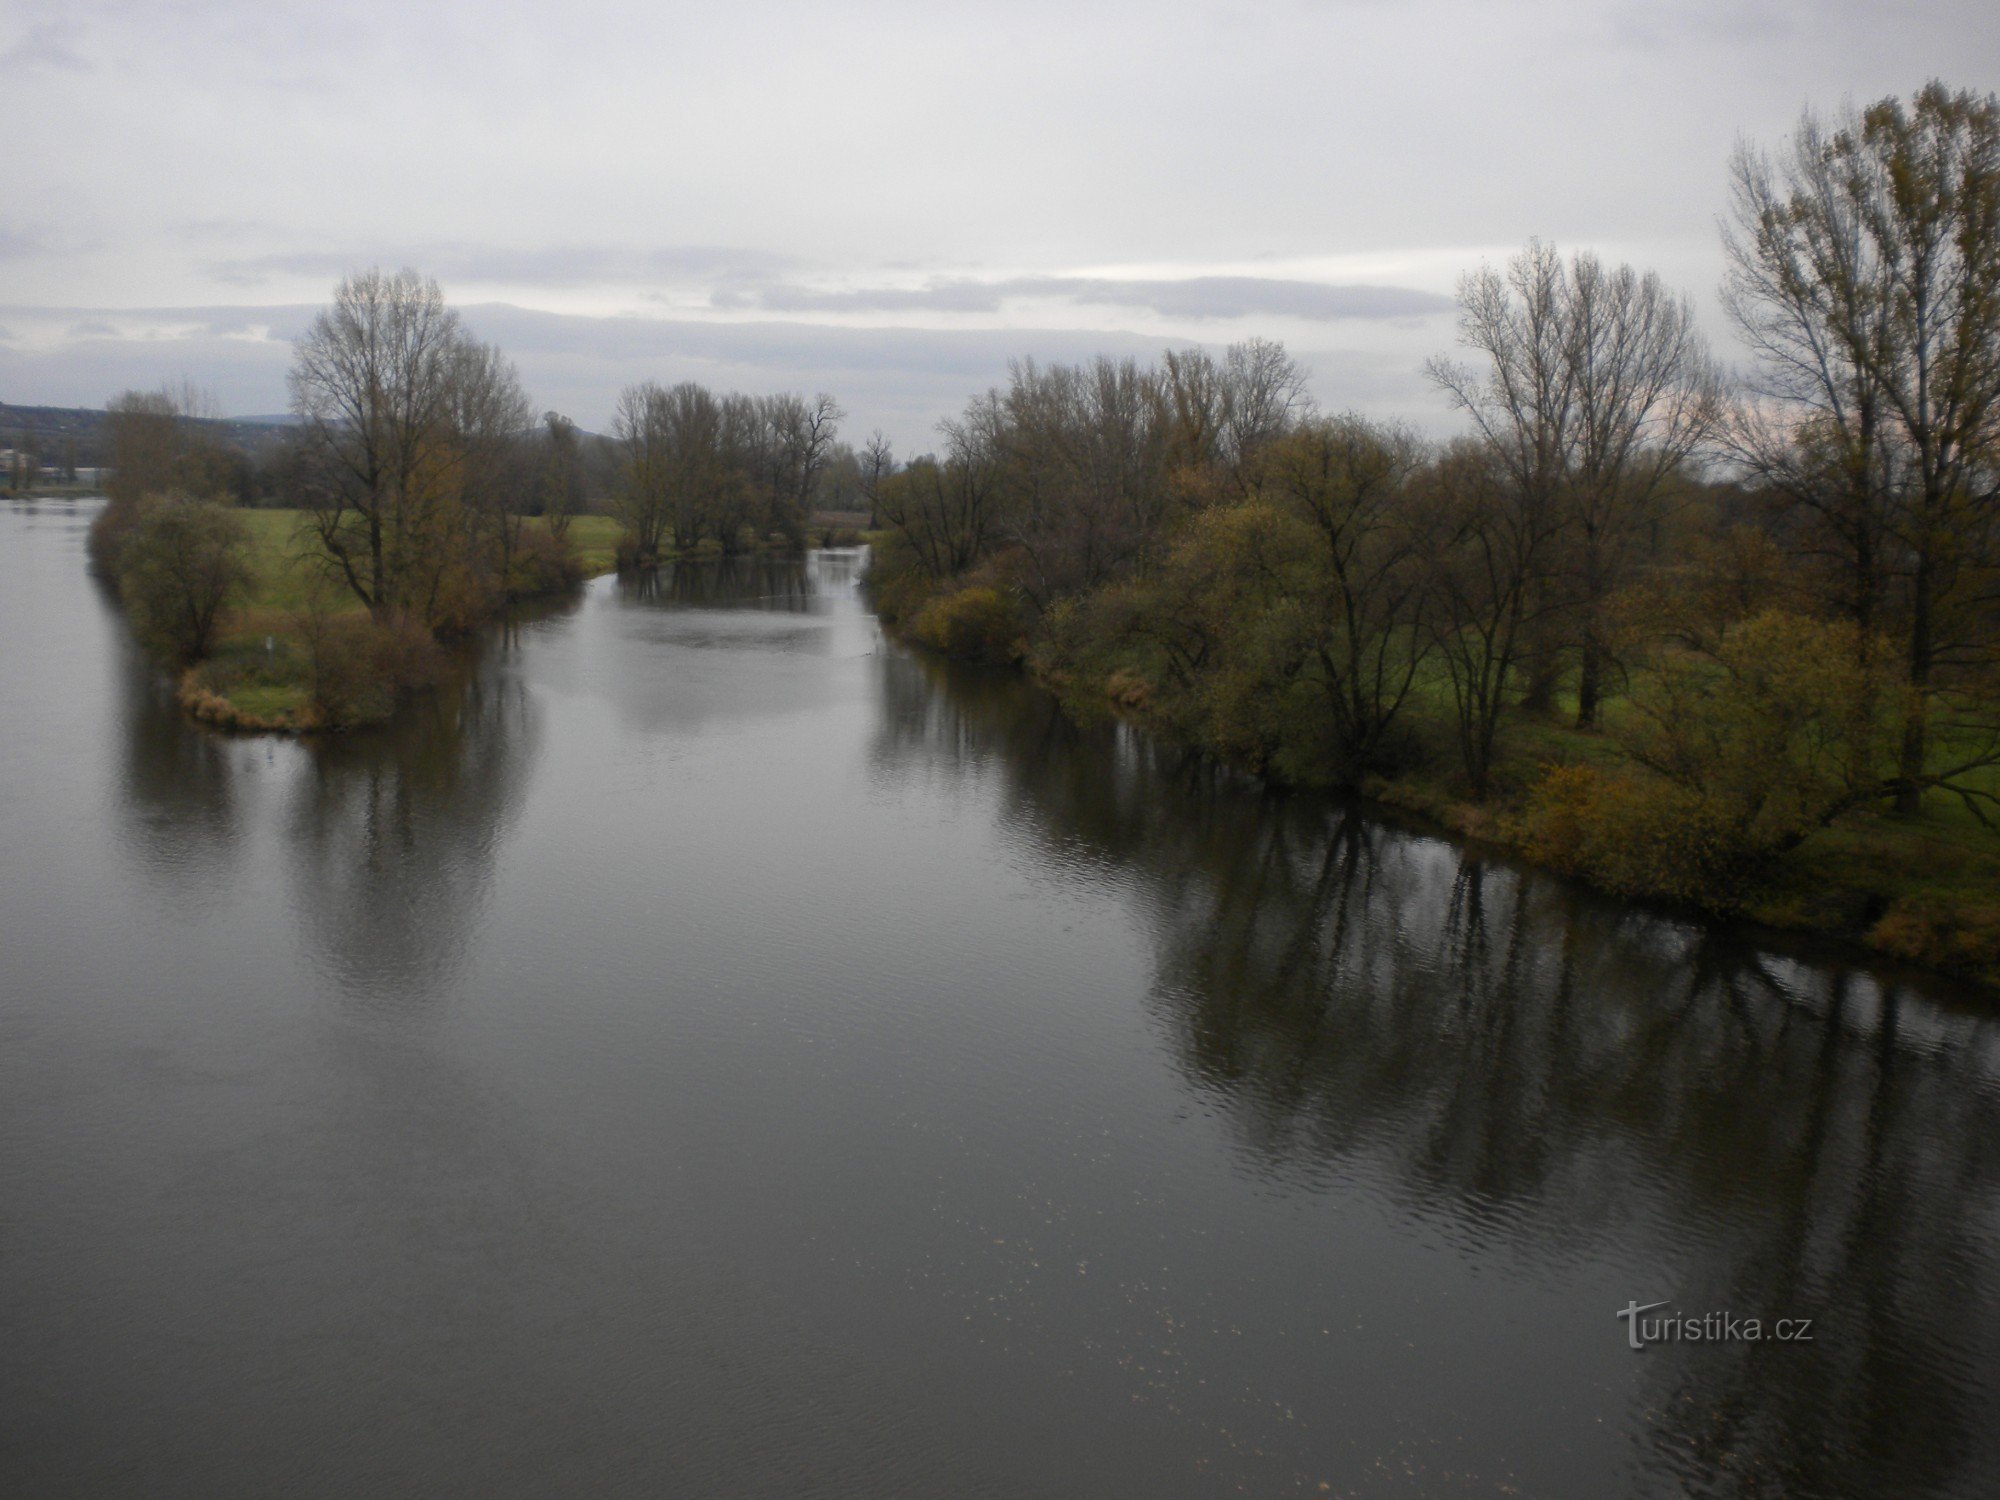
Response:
3,497,1997,1497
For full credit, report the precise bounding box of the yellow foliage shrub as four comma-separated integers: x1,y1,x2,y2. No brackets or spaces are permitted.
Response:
1868,894,2000,980
1520,763,1739,906
911,586,1019,663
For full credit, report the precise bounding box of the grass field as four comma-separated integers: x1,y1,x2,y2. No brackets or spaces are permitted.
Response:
234,509,621,612
178,509,622,733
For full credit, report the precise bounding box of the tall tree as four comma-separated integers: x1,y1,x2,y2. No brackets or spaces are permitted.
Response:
1563,253,1719,725
1427,241,1581,714
1725,83,2000,811
290,269,471,620
538,412,584,543
1429,240,1718,726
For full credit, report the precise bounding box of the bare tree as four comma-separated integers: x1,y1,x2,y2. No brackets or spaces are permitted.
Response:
611,381,671,565
447,338,534,588
115,495,250,663
1222,337,1312,479
538,412,584,543
1724,82,2000,811
1428,241,1580,712
876,405,1002,580
1563,253,1719,725
1422,441,1567,798
1429,240,1718,726
1265,415,1435,782
290,269,469,620
92,382,240,574
859,430,895,527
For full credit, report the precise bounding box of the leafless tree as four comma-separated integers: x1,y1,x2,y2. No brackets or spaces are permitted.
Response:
290,268,474,620
859,430,895,527
611,381,672,565
1265,415,1435,780
1724,82,2000,810
1428,241,1580,712
1421,441,1569,798
538,412,584,543
1563,253,1719,724
1429,240,1718,726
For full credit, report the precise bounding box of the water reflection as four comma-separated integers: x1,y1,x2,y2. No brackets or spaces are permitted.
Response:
113,622,243,899
873,647,2000,1499
618,555,819,612
287,663,540,1005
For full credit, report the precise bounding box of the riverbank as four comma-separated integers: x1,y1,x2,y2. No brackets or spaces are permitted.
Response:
158,510,621,733
867,558,2000,992
1102,668,2000,989
147,509,870,733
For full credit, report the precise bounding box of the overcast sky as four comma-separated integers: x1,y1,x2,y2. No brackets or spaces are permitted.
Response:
3,0,1995,449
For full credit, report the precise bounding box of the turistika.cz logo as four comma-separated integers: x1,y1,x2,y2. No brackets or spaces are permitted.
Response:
1616,1301,1815,1350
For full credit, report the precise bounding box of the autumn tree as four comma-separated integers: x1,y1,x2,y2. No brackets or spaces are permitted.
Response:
1430,240,1718,727
1420,441,1567,798
1724,82,2000,812
289,269,534,626
115,495,250,663
537,412,584,543
91,383,239,574
611,381,672,566
1262,416,1435,783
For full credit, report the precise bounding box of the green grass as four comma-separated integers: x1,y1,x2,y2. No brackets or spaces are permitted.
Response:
234,509,621,615
236,510,352,613
188,507,621,732
562,513,621,577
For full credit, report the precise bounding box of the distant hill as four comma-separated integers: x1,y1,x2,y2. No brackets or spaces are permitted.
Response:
0,402,295,467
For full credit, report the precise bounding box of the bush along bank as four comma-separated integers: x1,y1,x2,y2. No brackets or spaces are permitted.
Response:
94,496,588,734
90,270,603,733
880,536,2000,991
861,344,2000,991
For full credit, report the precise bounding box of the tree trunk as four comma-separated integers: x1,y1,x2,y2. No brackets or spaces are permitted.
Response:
1575,629,1601,729
1895,554,1933,817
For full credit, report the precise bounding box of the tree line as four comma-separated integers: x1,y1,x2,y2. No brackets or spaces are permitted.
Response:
86,267,877,725
868,83,2000,931
608,382,848,564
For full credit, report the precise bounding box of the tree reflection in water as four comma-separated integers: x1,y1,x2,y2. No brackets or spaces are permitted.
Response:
871,646,2000,1499
112,634,244,899
286,648,541,1006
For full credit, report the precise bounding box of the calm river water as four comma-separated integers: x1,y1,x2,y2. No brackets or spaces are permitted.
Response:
3,497,1998,1498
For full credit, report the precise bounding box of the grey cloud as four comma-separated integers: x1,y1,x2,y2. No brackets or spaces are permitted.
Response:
2,304,321,339
719,275,1453,322
0,300,1457,453
1,21,88,74
0,220,50,260
1608,0,1801,50
211,244,799,290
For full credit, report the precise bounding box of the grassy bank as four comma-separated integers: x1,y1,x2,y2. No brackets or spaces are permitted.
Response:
162,510,839,732
1109,669,2000,990
171,510,622,733
868,544,2000,993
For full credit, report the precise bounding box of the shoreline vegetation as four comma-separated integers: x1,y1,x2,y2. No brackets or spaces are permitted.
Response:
74,83,2000,989
85,270,868,734
870,548,2000,993
862,85,2000,992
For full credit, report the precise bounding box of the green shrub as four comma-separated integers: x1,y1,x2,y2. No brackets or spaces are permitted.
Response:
302,610,444,728
508,527,582,596
1520,763,1741,905
911,586,1020,663
115,494,250,663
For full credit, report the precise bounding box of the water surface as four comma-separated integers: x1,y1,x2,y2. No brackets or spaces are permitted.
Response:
3,498,1997,1497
